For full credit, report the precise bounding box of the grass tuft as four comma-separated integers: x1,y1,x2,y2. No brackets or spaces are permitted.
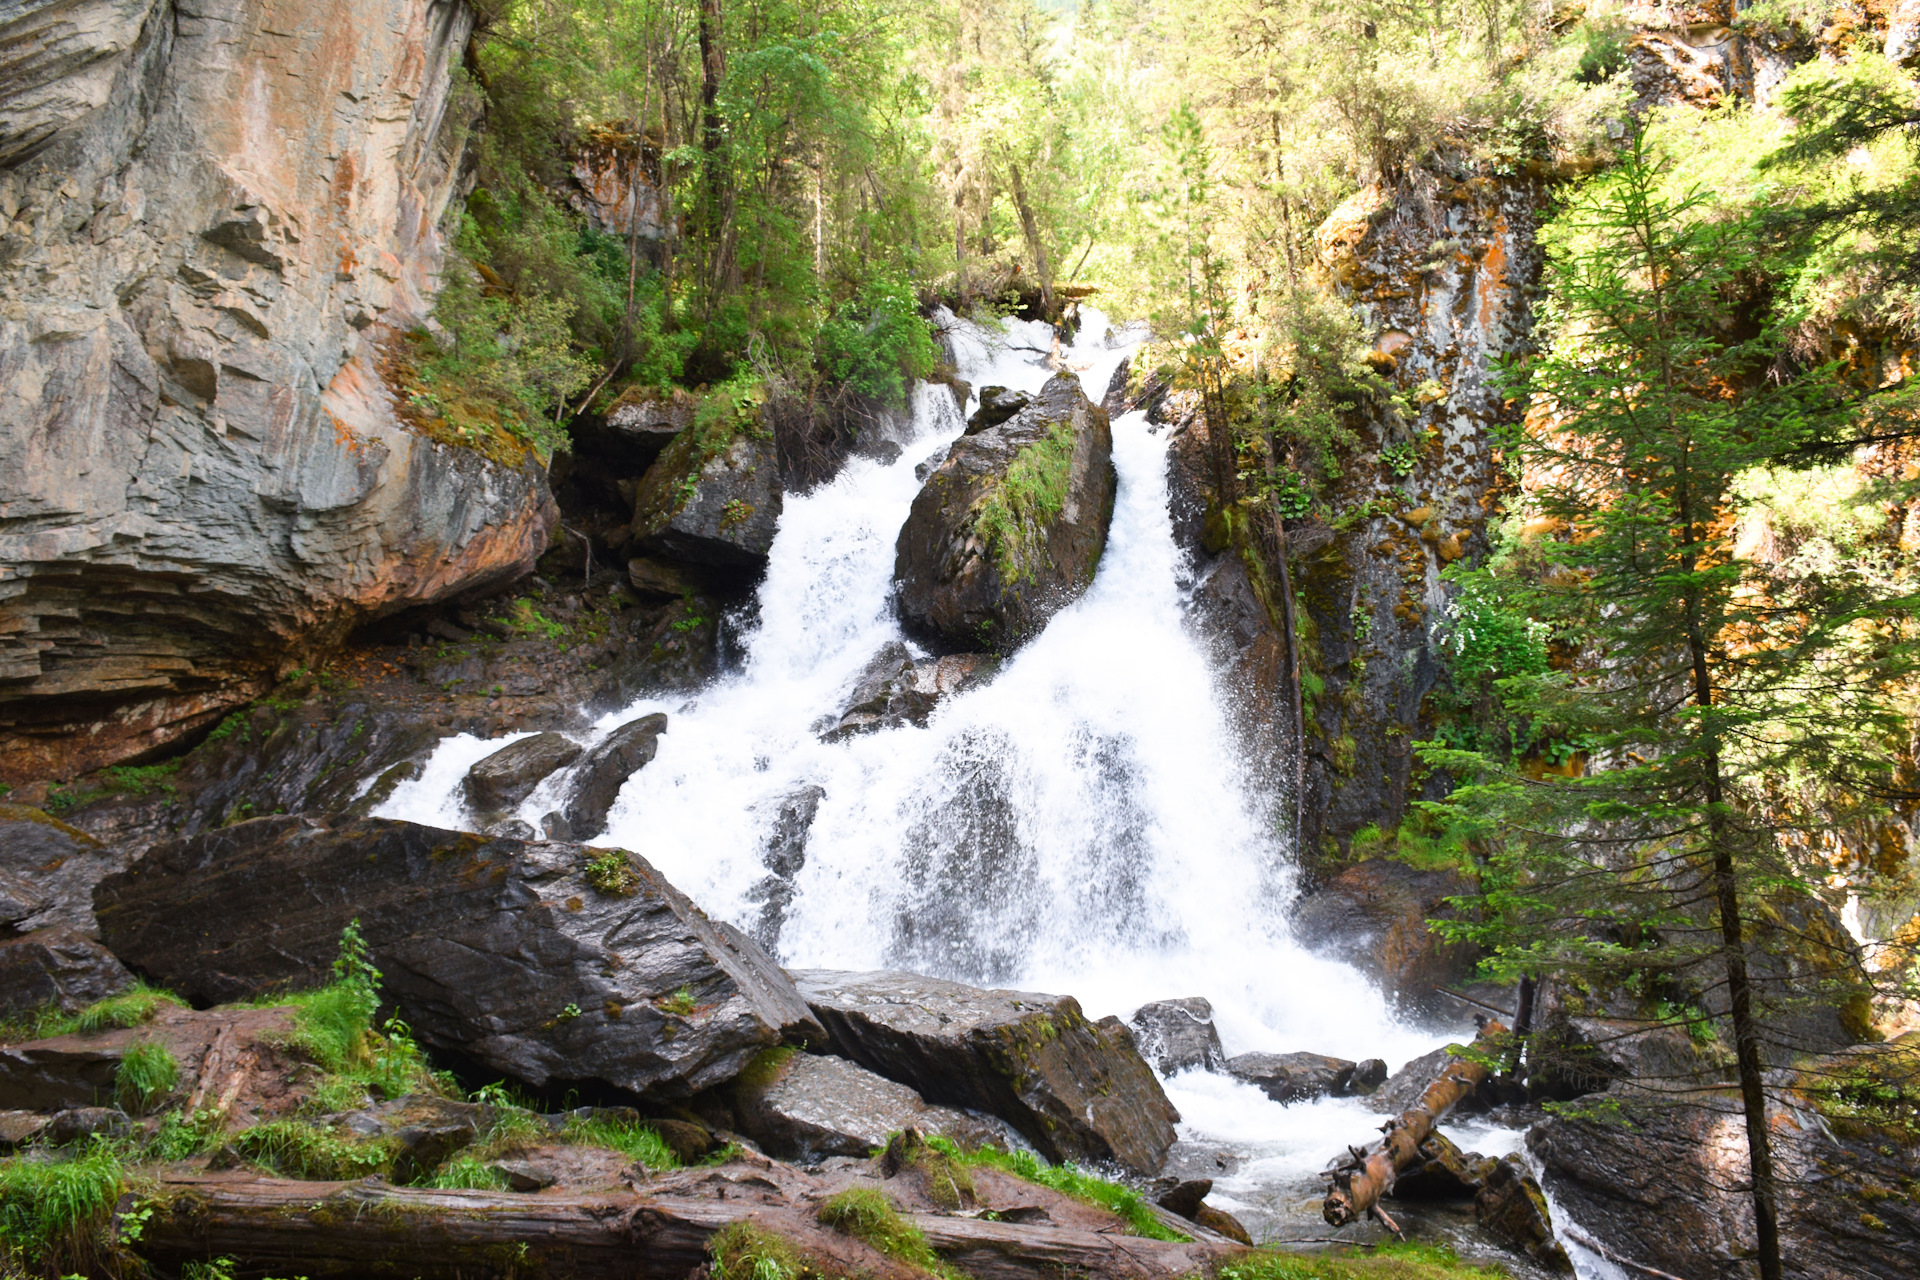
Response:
925,1136,1187,1241
76,982,185,1034
817,1186,953,1275
424,1152,512,1191
227,1120,396,1181
0,1137,128,1275
1214,1242,1513,1279
561,1114,679,1169
115,1039,179,1114
709,1221,825,1280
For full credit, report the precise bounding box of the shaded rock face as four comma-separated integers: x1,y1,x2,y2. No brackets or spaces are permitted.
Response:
744,784,825,949
894,373,1115,655
1227,1051,1365,1104
730,1050,1020,1163
0,0,563,785
563,713,668,840
0,927,133,1019
632,427,783,573
1291,858,1481,1017
0,805,127,936
819,643,999,741
1129,998,1227,1076
583,388,693,473
966,386,1029,434
1529,1089,1920,1280
462,732,583,814
792,969,1179,1175
561,125,666,246
95,815,825,1098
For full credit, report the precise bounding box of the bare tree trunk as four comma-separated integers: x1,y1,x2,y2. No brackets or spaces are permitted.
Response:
1006,161,1053,319
1323,1022,1505,1230
696,0,727,302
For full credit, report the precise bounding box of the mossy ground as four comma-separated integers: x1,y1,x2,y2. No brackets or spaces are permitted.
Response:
1216,1243,1511,1279
971,422,1076,587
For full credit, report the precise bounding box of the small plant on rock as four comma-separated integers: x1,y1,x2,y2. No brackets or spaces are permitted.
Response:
661,985,696,1016
583,850,639,896
816,1187,952,1274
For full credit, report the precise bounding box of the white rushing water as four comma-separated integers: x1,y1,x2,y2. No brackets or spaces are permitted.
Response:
376,308,1628,1264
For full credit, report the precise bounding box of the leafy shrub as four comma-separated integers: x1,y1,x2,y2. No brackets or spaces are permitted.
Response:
814,272,937,408
1441,581,1549,689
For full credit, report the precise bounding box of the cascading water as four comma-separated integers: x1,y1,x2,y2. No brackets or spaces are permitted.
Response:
377,309,1585,1267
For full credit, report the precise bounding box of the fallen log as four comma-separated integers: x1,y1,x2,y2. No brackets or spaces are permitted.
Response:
1321,1021,1506,1230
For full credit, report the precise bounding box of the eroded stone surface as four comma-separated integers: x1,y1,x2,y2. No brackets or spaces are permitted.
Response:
0,805,126,936
96,815,824,1097
0,927,133,1019
1129,998,1227,1077
563,713,667,840
731,1050,1021,1162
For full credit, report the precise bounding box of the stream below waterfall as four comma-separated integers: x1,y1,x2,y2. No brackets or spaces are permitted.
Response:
375,310,1604,1278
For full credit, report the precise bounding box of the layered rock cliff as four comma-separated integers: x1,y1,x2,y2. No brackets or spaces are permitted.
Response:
0,0,555,784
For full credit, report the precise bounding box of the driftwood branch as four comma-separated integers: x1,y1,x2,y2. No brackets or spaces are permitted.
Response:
1321,1022,1507,1229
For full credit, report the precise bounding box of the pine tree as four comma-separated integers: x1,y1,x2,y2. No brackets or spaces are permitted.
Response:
1421,130,1915,1280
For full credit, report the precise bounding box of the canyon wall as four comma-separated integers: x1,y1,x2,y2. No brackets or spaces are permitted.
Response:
0,0,555,784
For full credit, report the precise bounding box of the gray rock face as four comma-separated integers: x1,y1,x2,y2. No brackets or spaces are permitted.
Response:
966,386,1029,434
731,1050,1021,1162
894,373,1115,655
1227,1051,1360,1104
1129,998,1227,1076
1291,859,1481,1017
591,390,693,471
820,643,998,741
632,426,783,571
0,805,128,937
744,785,825,949
95,815,826,1097
463,733,583,814
562,713,667,840
792,968,1179,1175
0,0,558,786
0,927,133,1020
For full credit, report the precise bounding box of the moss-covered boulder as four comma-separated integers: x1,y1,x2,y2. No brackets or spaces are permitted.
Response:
893,373,1114,654
631,388,783,573
791,969,1177,1175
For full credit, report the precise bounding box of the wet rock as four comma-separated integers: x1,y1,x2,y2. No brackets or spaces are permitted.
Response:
867,441,905,466
1292,859,1481,1017
1473,1153,1572,1272
745,785,826,949
563,713,668,840
1155,1179,1212,1218
493,1157,558,1192
1129,998,1228,1076
1194,1205,1254,1246
820,644,998,740
0,1110,47,1150
632,424,783,572
966,386,1030,434
330,1094,487,1182
595,389,695,470
894,373,1116,656
1349,1058,1389,1094
463,733,583,813
0,1003,298,1113
731,1049,1021,1163
96,815,825,1098
488,818,538,840
0,805,128,937
645,1117,716,1162
915,447,949,482
0,0,559,786
43,1107,133,1146
541,812,575,842
627,556,704,600
792,969,1179,1175
1369,1046,1458,1116
1227,1051,1362,1103
0,927,134,1019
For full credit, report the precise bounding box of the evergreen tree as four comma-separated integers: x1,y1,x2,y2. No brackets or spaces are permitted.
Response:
1421,130,1915,1280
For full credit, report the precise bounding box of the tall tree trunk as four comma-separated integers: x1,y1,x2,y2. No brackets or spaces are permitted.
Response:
1006,161,1053,319
696,0,727,294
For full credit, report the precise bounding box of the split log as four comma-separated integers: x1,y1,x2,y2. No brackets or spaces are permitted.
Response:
910,1213,1233,1280
1322,1022,1506,1230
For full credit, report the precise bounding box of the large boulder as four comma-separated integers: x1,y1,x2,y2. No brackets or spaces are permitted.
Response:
819,643,998,741
0,805,128,936
632,412,783,572
462,733,583,814
1227,1051,1377,1103
0,0,558,785
0,927,133,1020
95,815,824,1097
791,969,1178,1175
730,1050,1020,1163
1128,998,1227,1076
562,714,668,839
893,373,1115,655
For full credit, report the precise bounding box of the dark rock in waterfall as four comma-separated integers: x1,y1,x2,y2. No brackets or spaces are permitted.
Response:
1393,1133,1570,1271
966,386,1030,434
730,1049,1021,1162
867,441,905,466
1369,1046,1465,1116
94,815,825,1098
744,784,825,949
1292,858,1481,1017
915,447,949,482
463,732,583,814
1129,998,1228,1076
540,812,575,842
791,968,1179,1175
821,644,999,741
632,423,783,572
894,373,1116,656
1227,1050,1362,1103
0,805,129,938
0,927,133,1020
563,713,668,840
1349,1057,1389,1094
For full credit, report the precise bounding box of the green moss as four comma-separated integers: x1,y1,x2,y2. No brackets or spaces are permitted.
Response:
735,1045,797,1089
816,1187,954,1275
972,422,1078,588
424,1152,512,1191
1215,1242,1512,1279
584,849,640,896
709,1221,834,1280
925,1137,1188,1242
75,982,184,1035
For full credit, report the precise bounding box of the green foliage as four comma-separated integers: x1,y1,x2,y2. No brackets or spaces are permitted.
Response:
973,423,1077,587
424,1152,512,1191
76,982,184,1034
584,850,640,896
927,1138,1188,1241
1378,440,1419,477
1214,1242,1511,1279
115,1040,179,1114
815,271,937,407
560,1114,679,1169
1439,577,1549,690
709,1222,821,1280
817,1187,952,1273
662,985,697,1016
228,1121,396,1181
0,1137,127,1275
